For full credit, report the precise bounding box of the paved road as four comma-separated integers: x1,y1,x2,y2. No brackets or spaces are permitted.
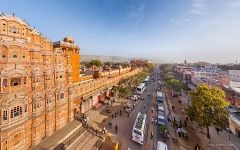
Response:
106,67,168,150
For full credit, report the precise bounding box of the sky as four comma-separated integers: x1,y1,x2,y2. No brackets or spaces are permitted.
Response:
1,0,240,63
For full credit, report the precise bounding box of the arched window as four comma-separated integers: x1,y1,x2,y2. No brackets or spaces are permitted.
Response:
10,106,22,118
9,26,19,34
23,76,27,85
46,98,51,104
3,110,8,120
24,104,27,112
2,78,8,88
10,77,21,86
60,93,64,99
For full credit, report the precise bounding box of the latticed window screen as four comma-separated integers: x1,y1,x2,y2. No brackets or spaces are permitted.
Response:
23,76,27,84
10,77,21,86
2,78,8,87
60,93,64,99
10,106,22,118
24,104,27,112
3,110,8,120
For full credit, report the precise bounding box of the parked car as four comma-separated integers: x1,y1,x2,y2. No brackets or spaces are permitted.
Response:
124,103,134,113
105,109,112,114
158,115,166,125
131,95,139,101
158,104,165,112
157,141,168,150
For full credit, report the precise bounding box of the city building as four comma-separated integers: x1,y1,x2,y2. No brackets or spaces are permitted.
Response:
228,70,240,82
0,14,140,150
130,59,148,68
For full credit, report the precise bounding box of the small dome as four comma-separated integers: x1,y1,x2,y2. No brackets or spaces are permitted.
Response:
63,36,74,43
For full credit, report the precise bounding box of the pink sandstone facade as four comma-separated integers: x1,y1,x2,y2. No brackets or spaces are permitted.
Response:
0,14,141,150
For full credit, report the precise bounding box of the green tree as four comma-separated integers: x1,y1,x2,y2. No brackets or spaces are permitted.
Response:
185,84,229,138
146,63,155,72
165,78,186,91
86,60,102,68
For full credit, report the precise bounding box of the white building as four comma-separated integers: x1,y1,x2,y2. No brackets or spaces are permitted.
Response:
229,70,240,82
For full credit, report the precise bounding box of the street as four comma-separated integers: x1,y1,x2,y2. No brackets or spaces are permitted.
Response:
104,68,167,150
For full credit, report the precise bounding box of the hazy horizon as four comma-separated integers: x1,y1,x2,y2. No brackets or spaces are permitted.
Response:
1,0,240,63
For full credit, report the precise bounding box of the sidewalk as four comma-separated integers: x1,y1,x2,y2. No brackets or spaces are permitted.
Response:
32,120,82,150
165,88,207,150
163,88,180,150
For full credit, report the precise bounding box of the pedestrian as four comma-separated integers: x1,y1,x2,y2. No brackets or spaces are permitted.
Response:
115,112,117,117
112,113,114,118
151,130,153,139
154,119,157,125
109,122,112,129
195,144,201,150
115,125,118,133
144,104,146,110
96,129,98,135
177,128,182,137
186,116,188,121
216,128,220,135
102,127,106,134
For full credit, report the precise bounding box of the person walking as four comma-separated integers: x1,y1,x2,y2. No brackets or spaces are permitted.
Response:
115,125,118,133
154,119,157,125
151,130,153,139
195,144,201,150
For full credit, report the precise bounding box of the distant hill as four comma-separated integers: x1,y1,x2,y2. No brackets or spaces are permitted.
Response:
81,55,130,62
81,54,163,64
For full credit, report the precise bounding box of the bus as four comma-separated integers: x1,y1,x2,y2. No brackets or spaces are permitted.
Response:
143,76,150,84
157,91,163,102
132,112,147,145
136,83,146,95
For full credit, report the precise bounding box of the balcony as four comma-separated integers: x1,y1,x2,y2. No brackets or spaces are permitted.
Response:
53,41,80,49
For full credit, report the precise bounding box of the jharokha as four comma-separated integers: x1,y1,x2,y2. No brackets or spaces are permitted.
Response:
0,14,140,150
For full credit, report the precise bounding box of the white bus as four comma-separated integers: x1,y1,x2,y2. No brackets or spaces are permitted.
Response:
143,76,150,84
157,91,163,102
136,83,146,95
132,112,147,145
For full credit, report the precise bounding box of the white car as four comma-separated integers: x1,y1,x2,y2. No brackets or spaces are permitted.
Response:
131,95,138,101
157,141,168,150
158,115,166,125
124,103,133,113
158,104,165,112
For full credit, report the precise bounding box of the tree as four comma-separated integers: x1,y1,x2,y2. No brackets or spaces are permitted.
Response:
165,78,186,91
117,86,132,99
146,63,155,72
185,84,229,138
85,60,102,68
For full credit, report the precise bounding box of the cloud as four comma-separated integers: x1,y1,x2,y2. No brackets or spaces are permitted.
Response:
230,0,240,8
127,0,147,25
189,0,206,15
